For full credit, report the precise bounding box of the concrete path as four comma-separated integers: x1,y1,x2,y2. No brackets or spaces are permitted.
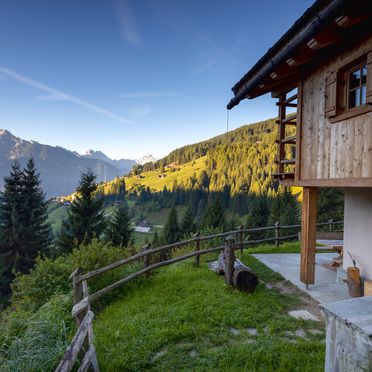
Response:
253,253,350,304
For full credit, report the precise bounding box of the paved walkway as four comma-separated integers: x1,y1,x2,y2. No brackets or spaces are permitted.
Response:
253,253,350,304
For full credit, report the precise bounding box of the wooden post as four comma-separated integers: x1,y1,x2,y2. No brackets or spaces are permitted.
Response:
328,218,333,232
237,225,244,259
143,243,151,278
225,235,235,286
194,232,200,266
71,268,84,327
274,222,280,247
81,279,91,353
277,92,286,175
300,187,318,288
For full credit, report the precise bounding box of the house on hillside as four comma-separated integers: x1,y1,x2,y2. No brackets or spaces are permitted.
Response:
134,220,152,233
228,0,372,368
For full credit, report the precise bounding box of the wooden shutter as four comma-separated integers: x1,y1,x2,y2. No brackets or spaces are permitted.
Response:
325,71,337,118
366,51,372,105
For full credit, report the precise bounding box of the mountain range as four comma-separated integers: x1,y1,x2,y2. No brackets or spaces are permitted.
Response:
0,129,155,197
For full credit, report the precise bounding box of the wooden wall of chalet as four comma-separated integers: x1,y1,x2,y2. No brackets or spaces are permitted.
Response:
299,36,372,186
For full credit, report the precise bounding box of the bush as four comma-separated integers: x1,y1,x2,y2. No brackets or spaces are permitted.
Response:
0,239,142,370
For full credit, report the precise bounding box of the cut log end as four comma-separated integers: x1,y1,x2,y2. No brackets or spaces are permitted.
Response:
217,252,259,293
233,268,259,293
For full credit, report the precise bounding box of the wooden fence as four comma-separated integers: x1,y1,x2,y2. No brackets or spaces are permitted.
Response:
56,219,343,371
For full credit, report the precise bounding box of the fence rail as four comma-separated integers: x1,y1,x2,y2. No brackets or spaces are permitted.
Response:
57,218,343,371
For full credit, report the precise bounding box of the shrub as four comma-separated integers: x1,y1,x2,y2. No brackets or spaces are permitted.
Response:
0,239,142,369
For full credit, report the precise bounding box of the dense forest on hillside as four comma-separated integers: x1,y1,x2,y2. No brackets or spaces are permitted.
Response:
114,118,297,195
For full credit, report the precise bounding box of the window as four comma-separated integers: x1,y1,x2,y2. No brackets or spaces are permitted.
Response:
347,63,367,109
325,51,372,122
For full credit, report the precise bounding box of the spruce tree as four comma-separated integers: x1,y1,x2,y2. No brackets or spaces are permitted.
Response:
180,204,195,236
58,168,105,252
0,162,24,297
162,207,180,244
0,159,50,299
20,158,51,258
107,202,132,248
202,197,225,229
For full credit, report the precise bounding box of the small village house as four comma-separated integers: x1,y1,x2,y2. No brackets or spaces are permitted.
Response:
228,0,372,369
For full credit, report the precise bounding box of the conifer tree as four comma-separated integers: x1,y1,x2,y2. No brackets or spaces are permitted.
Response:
0,159,51,299
20,158,51,258
152,231,160,247
162,207,180,244
107,202,132,248
58,168,105,252
202,197,225,229
0,162,24,297
180,204,195,236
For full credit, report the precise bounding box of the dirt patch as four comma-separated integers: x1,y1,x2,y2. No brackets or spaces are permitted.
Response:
270,281,323,320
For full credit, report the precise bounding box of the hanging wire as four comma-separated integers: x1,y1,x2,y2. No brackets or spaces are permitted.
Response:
226,109,230,145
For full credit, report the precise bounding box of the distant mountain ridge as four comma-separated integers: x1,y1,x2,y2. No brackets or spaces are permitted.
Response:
136,154,157,165
83,149,135,174
0,129,137,197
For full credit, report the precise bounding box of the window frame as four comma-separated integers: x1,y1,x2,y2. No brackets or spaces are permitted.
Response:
345,61,367,110
328,52,372,124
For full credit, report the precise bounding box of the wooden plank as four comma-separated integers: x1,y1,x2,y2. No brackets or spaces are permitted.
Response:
277,93,286,174
300,187,318,286
55,311,94,372
280,159,296,165
297,177,372,187
281,135,296,144
295,82,303,182
76,345,97,372
299,36,372,183
71,297,89,318
282,113,297,124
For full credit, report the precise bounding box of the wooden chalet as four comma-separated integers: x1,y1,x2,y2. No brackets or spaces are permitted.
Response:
227,0,372,287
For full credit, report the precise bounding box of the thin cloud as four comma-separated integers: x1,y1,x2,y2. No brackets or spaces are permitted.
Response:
112,0,142,47
118,91,182,98
0,66,133,124
157,1,246,71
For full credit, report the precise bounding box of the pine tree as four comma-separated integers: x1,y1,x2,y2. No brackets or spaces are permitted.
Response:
162,207,180,244
202,197,225,229
20,158,51,258
180,204,195,236
58,168,105,252
107,203,132,248
0,162,24,297
0,159,51,300
280,188,300,234
152,231,160,247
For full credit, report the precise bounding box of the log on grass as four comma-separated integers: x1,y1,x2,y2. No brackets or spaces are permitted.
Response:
217,253,258,293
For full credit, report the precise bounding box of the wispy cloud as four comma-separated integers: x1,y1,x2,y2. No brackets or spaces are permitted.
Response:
118,91,182,98
156,1,246,72
0,66,133,124
127,104,151,118
112,0,142,47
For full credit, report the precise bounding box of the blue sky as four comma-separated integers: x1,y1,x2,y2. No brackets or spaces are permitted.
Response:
0,0,312,159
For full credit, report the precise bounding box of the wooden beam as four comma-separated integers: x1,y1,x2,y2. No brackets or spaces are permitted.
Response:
335,15,369,28
297,177,372,188
295,82,303,183
286,49,314,67
300,187,318,286
306,27,341,50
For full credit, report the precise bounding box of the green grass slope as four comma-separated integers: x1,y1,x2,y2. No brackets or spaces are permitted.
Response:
94,252,325,371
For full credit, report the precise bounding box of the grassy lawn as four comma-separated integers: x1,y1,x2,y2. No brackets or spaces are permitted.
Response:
94,251,325,371
249,241,302,254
